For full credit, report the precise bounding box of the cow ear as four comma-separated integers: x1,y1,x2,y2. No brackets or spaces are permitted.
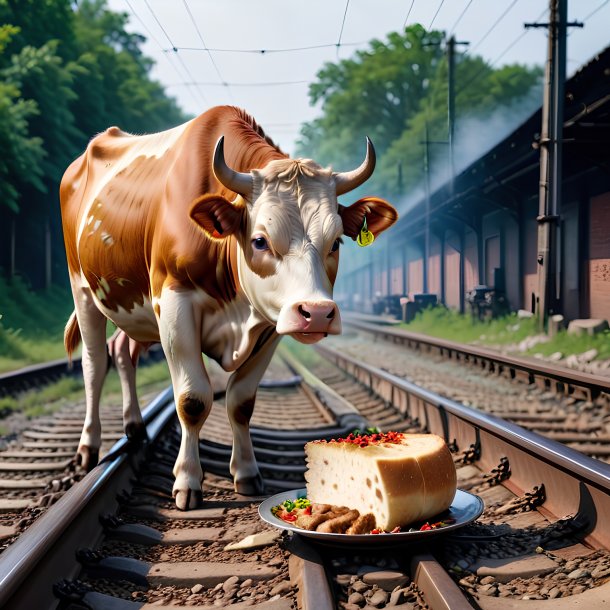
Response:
190,194,245,239
339,196,398,241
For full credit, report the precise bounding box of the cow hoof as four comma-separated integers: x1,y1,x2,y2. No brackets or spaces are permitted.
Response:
174,488,203,511
125,421,148,443
73,446,99,472
235,473,265,496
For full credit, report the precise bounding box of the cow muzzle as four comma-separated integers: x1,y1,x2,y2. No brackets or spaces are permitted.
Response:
276,300,342,343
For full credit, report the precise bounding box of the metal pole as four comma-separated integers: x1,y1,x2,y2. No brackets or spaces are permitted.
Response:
447,36,456,197
423,122,431,294
535,0,567,331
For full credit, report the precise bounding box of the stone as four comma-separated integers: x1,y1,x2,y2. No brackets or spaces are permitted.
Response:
270,581,292,596
368,589,388,607
474,554,559,583
548,351,563,362
567,568,590,579
348,592,366,606
479,576,495,585
388,588,406,605
352,580,369,593
518,309,534,319
548,314,564,338
224,530,280,551
567,319,609,336
578,349,598,363
362,570,409,592
190,584,204,594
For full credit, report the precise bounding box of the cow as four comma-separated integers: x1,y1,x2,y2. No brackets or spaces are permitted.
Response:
60,106,397,509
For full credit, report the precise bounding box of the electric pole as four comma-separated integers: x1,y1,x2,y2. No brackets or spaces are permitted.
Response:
527,0,582,330
446,36,469,197
423,122,431,294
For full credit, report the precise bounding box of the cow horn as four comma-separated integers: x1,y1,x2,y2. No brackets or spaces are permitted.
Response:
334,137,376,196
213,136,253,199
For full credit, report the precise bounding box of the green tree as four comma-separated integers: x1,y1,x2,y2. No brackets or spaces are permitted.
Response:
0,0,187,289
297,25,542,201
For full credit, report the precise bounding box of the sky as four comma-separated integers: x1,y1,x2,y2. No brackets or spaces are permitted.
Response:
108,0,610,157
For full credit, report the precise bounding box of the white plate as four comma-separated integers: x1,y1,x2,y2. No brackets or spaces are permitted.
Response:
258,488,484,546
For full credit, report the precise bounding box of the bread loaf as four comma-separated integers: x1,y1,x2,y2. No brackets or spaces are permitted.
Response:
304,432,457,530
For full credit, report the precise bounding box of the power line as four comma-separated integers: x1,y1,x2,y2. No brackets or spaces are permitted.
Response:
163,41,367,54
142,0,209,107
403,0,416,30
124,0,202,108
336,0,351,57
449,0,475,36
181,0,234,103
469,0,521,53
456,7,547,95
167,80,309,88
581,0,610,21
428,0,446,30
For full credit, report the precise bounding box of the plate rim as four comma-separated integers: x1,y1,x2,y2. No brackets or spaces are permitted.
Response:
258,487,484,544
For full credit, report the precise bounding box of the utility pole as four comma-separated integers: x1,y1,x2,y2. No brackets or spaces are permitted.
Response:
446,36,469,197
526,0,582,330
423,122,431,294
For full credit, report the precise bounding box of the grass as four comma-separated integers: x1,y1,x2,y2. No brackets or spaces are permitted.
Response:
0,275,74,372
0,360,171,424
401,307,538,345
402,306,609,360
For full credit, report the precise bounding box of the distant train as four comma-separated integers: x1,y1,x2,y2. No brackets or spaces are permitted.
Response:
337,46,610,324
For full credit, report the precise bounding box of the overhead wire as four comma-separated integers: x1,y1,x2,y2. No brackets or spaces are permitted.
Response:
403,0,416,30
336,0,351,57
142,0,209,106
469,0,520,53
428,0,446,30
163,41,367,54
167,80,309,88
449,0,475,36
456,6,548,96
124,0,203,108
181,0,235,103
580,0,610,22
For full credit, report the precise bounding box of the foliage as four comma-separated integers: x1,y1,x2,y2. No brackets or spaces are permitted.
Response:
401,307,538,345
402,307,610,360
0,275,74,371
297,25,543,201
0,0,186,289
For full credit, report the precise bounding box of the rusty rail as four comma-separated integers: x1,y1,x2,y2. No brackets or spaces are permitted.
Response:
344,316,610,401
315,342,610,549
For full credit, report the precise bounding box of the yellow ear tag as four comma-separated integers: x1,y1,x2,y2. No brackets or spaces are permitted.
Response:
356,216,375,247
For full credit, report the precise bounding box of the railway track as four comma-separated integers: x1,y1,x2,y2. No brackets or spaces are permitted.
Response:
1,343,610,608
338,314,610,461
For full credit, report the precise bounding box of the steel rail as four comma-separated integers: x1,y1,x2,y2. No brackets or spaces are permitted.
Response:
315,342,610,548
0,386,175,610
344,315,610,399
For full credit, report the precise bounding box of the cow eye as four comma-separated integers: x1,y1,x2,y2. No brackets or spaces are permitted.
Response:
252,236,269,251
330,237,342,253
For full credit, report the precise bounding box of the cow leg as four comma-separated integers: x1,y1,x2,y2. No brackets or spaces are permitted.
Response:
226,332,281,495
157,289,212,510
107,330,145,442
72,286,108,471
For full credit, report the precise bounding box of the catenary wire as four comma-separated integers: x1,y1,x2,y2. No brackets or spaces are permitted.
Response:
449,0,475,36
428,0,446,30
181,0,235,103
403,0,416,30
142,0,209,106
469,0,521,53
124,0,203,108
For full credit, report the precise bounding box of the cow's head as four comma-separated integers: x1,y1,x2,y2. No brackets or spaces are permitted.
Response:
190,137,397,344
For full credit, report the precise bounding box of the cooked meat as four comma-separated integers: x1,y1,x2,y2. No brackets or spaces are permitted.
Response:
316,509,360,533
298,513,332,531
346,513,376,535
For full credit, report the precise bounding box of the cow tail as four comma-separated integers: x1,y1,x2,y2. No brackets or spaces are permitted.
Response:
64,311,81,364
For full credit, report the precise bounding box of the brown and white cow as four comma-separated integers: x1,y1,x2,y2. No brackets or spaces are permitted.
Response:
60,106,397,509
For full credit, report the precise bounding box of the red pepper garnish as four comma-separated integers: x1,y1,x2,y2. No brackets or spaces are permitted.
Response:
371,528,382,534
304,505,312,515
419,522,432,531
